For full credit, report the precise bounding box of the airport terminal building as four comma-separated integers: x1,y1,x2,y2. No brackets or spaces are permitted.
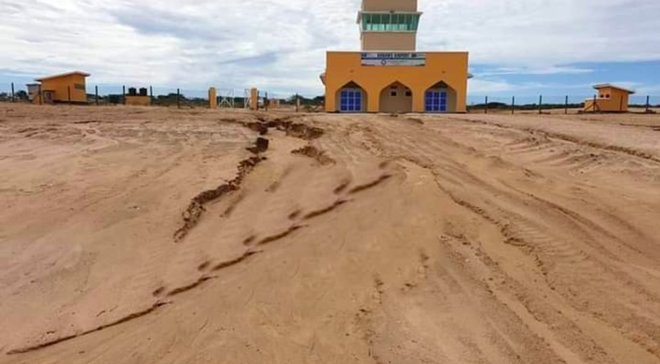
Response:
322,0,469,113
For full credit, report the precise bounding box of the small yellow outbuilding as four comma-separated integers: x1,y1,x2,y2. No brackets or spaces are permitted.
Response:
584,84,635,113
32,71,90,104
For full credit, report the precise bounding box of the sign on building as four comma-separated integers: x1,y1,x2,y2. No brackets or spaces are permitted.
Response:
361,52,426,67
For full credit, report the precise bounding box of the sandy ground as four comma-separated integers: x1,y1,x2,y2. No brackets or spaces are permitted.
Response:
0,104,659,364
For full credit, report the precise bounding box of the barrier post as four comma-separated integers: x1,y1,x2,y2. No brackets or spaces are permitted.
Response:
592,95,597,113
11,82,15,102
177,89,181,109
484,96,488,114
646,96,651,113
511,96,515,114
67,86,71,104
565,95,569,114
538,95,543,114
95,85,99,105
122,86,126,105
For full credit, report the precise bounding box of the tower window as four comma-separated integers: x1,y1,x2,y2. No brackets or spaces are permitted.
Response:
361,12,421,32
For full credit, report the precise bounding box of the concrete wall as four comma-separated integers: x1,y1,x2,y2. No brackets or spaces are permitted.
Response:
125,95,151,106
324,51,469,113
362,0,417,12
361,32,416,51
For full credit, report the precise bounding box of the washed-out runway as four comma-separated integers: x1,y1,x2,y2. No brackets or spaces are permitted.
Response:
1,104,659,363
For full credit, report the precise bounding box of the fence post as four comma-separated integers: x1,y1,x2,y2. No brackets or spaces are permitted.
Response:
122,85,126,105
11,82,15,102
646,96,651,113
592,95,597,113
538,95,543,114
565,95,569,114
177,89,181,109
68,86,71,104
95,85,99,105
511,96,515,114
484,96,488,114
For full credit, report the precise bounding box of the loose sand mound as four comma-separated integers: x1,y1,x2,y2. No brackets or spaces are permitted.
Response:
0,104,659,363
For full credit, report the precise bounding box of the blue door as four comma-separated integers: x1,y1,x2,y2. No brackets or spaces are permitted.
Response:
340,88,363,112
425,90,447,112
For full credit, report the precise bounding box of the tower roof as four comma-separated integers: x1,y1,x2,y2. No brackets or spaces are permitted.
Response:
361,0,418,12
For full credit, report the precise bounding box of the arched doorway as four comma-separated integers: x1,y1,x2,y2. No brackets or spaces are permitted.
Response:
425,81,457,113
335,82,367,113
379,81,413,113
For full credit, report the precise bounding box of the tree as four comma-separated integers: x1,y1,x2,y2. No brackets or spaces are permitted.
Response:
15,90,28,100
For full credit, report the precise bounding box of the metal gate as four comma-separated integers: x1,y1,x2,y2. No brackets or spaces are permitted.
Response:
425,90,447,112
340,88,363,112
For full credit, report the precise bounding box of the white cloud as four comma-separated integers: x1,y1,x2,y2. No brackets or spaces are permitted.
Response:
1,0,660,96
420,0,660,65
475,66,594,77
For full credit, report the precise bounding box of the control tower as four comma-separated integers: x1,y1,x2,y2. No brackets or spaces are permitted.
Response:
359,0,422,51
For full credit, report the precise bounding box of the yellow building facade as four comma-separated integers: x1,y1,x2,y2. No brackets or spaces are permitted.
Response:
124,87,151,106
125,95,151,106
323,0,469,113
584,84,634,112
33,71,90,104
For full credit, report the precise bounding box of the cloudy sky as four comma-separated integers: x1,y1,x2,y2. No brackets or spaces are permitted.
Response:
1,0,660,99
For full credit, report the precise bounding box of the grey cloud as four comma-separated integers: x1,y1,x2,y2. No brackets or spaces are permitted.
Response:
110,7,232,42
3,0,660,96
